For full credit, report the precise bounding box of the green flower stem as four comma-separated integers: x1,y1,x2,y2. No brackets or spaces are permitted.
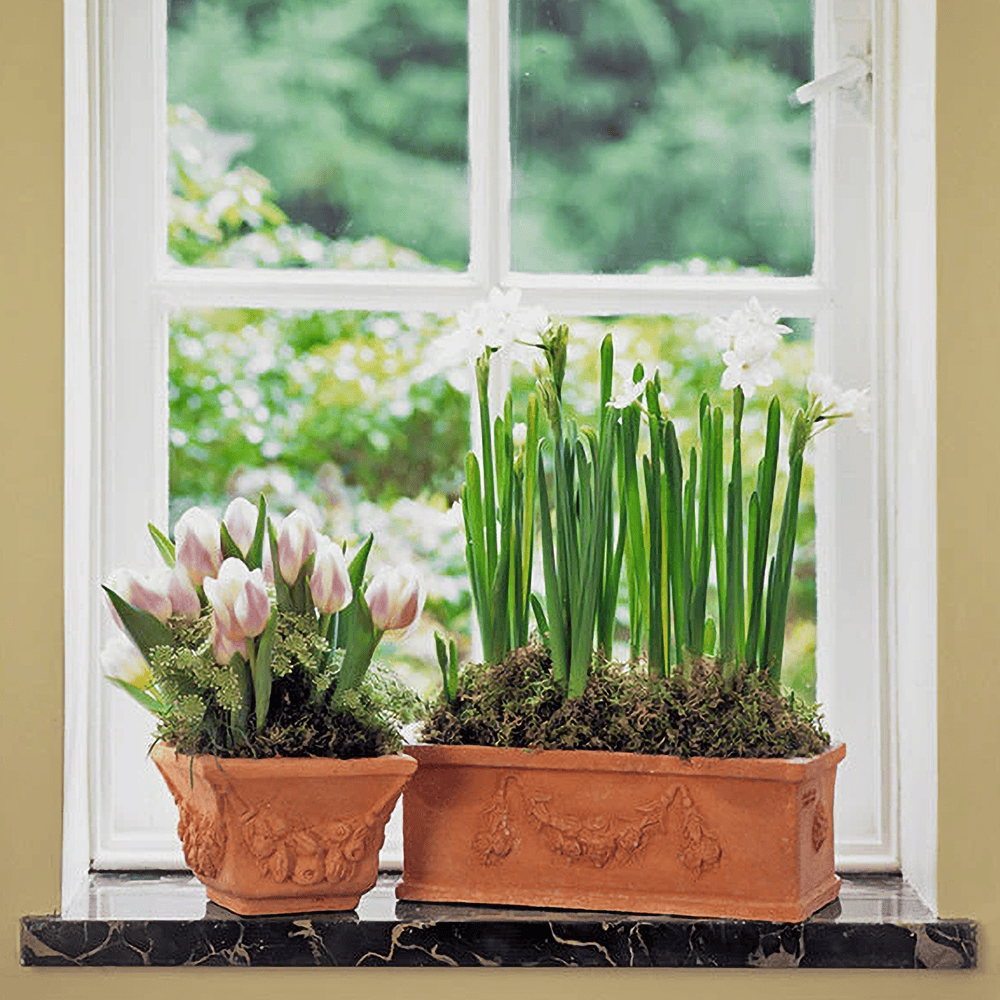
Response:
765,448,804,688
537,452,568,687
476,354,498,579
711,406,726,639
663,421,686,665
745,397,781,669
689,396,713,656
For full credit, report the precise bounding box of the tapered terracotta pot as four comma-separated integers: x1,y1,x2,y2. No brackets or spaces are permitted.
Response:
397,742,845,921
152,745,416,915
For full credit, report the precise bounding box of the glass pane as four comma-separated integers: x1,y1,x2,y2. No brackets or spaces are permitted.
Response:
511,0,814,276
509,313,817,698
169,307,471,692
167,1,469,270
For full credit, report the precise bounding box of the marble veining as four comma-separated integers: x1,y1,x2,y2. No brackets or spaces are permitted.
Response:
20,873,976,969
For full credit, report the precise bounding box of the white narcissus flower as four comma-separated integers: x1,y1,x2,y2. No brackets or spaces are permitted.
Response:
309,538,353,615
511,422,528,450
276,509,319,586
720,350,780,399
365,564,425,638
223,496,258,556
447,286,549,368
607,367,652,410
100,632,154,690
203,558,271,641
700,298,791,397
167,564,201,620
105,567,173,625
807,371,872,432
174,506,222,586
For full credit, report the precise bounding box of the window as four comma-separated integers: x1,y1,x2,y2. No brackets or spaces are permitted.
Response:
63,0,937,914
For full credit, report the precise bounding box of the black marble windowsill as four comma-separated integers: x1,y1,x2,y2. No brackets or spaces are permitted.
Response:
21,872,976,969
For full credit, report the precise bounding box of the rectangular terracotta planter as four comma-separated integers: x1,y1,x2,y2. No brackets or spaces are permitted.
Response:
397,742,846,921
152,745,417,915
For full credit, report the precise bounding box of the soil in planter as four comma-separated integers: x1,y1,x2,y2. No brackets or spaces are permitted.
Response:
421,644,830,759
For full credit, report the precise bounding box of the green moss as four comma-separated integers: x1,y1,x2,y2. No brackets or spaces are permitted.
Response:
420,643,829,759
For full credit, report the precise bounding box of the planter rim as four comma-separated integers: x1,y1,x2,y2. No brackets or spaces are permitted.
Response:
404,741,845,781
149,743,417,779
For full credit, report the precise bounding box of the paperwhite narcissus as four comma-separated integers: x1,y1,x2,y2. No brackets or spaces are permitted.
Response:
365,564,424,637
167,564,201,620
174,506,223,586
223,496,258,556
277,509,318,586
100,632,154,690
203,558,271,641
309,538,353,615
106,567,172,625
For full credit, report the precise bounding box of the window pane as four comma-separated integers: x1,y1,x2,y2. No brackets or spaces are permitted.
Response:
510,0,814,276
169,307,471,692
167,0,469,270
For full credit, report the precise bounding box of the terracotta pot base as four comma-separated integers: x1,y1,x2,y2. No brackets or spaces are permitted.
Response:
152,746,416,916
398,743,845,921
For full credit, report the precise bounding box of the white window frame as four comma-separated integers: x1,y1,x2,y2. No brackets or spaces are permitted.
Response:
62,0,937,916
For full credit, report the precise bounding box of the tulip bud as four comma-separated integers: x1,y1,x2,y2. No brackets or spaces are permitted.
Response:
167,564,201,620
365,564,424,637
309,538,353,615
105,567,173,625
204,558,271,640
276,510,318,586
174,506,222,586
211,614,248,665
100,632,154,690
223,497,258,556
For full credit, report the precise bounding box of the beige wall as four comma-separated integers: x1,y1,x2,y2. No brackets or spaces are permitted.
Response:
2,1,996,996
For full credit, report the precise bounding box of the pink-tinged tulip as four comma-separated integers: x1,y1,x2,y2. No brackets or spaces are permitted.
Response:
223,497,257,556
167,564,201,620
100,633,154,690
309,538,353,614
106,568,173,625
204,558,271,640
365,564,424,637
211,614,248,665
276,509,318,586
174,506,222,585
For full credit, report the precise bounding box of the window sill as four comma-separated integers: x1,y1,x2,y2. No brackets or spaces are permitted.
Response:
21,873,976,969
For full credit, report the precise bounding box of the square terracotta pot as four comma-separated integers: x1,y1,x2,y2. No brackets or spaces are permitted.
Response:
397,742,845,921
152,745,416,915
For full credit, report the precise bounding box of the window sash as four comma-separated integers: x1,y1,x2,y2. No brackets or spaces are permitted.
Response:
63,0,928,910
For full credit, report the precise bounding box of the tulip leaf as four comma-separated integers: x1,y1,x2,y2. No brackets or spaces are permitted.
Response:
252,615,277,730
107,676,166,717
267,520,293,610
147,523,175,567
102,586,174,660
220,522,243,562
247,494,268,570
334,590,377,694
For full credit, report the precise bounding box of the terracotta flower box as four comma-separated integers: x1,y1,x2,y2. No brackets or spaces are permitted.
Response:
397,742,846,921
152,745,416,915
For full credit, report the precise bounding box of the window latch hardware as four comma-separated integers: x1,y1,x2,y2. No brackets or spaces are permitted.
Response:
789,53,871,107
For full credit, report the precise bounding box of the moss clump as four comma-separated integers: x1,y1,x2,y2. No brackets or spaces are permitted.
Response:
420,643,829,759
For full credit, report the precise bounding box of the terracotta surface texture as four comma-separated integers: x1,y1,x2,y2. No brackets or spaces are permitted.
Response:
397,743,846,921
152,746,417,915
